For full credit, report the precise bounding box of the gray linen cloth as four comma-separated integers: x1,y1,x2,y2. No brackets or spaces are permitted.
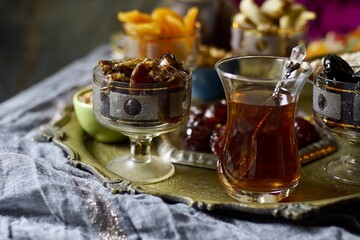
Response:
0,45,359,240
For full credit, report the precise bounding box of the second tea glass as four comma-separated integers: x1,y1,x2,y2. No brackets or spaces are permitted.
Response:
215,56,312,203
92,65,192,184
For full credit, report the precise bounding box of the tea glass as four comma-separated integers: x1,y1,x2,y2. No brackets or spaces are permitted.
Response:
313,66,360,186
92,65,192,184
215,56,312,203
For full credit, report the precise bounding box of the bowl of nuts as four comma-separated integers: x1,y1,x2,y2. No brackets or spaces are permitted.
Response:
231,0,316,56
73,86,126,143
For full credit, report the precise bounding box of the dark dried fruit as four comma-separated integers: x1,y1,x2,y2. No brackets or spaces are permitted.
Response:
131,58,161,84
203,99,227,129
185,100,321,153
295,117,321,148
159,53,184,70
184,99,227,152
353,70,360,77
98,53,188,85
184,124,213,152
352,70,360,82
186,105,206,128
209,124,226,156
111,58,143,75
323,54,354,82
99,58,142,81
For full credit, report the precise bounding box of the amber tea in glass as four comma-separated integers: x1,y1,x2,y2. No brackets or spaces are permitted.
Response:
215,56,312,203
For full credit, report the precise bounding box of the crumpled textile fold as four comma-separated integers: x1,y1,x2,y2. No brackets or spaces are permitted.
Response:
0,45,358,240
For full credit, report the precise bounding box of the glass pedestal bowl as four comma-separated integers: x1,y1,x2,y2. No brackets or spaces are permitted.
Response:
313,66,360,185
92,65,192,184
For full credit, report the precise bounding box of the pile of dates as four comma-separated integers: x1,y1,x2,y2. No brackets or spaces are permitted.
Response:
98,53,189,85
321,54,360,82
184,99,321,155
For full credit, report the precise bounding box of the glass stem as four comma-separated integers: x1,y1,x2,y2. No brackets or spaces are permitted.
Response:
349,142,360,165
129,136,152,163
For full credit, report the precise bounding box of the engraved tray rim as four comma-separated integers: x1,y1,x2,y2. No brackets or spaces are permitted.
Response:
43,104,360,223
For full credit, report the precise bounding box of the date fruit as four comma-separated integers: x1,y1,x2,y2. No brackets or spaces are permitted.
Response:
184,102,321,155
322,54,357,83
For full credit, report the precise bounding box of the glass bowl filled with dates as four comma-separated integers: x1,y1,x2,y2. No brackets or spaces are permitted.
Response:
313,54,360,185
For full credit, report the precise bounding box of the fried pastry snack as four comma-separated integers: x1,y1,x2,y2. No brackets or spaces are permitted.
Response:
118,7,199,38
116,7,200,66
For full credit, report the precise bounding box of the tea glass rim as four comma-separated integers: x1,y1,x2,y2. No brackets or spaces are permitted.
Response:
215,55,312,83
231,21,308,35
93,65,192,89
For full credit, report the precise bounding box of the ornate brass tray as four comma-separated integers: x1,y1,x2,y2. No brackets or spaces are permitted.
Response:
42,83,360,222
